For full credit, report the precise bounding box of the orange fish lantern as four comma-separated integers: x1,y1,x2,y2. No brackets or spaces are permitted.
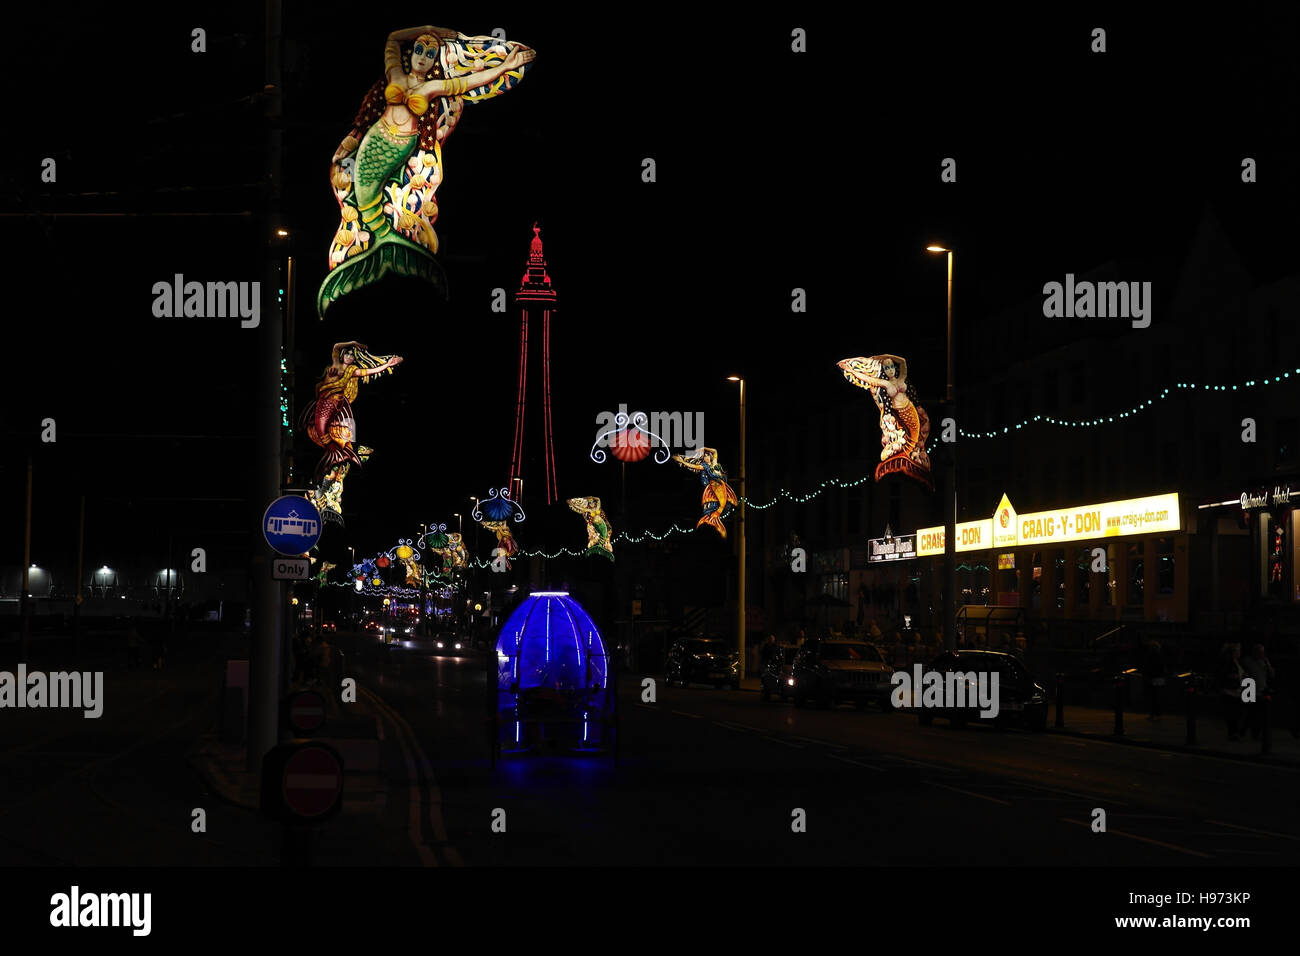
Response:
377,555,391,568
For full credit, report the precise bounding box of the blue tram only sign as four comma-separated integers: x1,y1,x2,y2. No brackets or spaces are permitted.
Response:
263,496,322,555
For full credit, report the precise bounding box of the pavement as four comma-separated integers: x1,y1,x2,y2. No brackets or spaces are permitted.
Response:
735,676,1300,765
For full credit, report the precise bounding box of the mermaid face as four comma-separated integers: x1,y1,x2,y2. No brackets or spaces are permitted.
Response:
411,39,439,76
341,350,355,366
880,359,897,380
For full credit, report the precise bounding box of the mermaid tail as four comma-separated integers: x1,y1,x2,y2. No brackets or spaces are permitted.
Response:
317,124,447,318
697,480,738,538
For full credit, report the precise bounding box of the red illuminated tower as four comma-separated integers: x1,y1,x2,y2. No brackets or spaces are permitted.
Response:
509,223,558,507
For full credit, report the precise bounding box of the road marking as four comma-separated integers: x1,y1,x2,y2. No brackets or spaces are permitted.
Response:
1058,818,1213,858
931,783,1010,806
364,688,448,867
1205,820,1300,842
714,721,752,733
826,754,884,772
761,736,805,749
671,710,703,719
1019,782,1127,805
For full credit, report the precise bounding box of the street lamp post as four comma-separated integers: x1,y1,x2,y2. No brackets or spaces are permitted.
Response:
926,245,957,650
728,376,746,677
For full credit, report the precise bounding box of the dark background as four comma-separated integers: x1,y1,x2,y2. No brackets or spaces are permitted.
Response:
1,3,1296,574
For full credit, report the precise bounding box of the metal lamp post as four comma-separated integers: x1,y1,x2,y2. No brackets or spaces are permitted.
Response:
926,245,956,650
728,376,747,677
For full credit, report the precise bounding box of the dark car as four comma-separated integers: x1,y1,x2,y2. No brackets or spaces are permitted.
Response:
760,644,800,702
913,649,1048,730
667,638,740,689
434,632,469,654
790,641,893,709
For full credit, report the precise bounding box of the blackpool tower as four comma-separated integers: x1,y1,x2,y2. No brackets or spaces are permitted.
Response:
508,223,558,507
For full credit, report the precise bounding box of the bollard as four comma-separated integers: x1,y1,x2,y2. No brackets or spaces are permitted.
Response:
1113,673,1125,736
1262,692,1271,755
1055,672,1065,729
1185,675,1196,745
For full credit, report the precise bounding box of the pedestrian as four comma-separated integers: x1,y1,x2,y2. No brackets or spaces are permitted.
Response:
1241,642,1275,740
150,628,167,670
760,635,777,671
891,632,908,669
1143,639,1165,719
126,619,142,670
314,638,333,688
1216,643,1245,741
796,629,807,648
868,618,882,642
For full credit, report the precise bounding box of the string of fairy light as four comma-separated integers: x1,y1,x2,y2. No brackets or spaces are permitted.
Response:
960,367,1300,438
319,361,1300,575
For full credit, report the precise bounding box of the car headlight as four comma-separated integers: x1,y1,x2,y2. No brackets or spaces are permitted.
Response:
436,641,444,648
455,643,462,650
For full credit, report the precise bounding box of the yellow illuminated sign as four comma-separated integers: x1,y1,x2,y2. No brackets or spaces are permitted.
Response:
915,493,1180,554
1016,492,1180,545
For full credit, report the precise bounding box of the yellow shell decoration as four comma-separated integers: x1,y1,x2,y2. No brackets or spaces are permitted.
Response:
395,545,413,560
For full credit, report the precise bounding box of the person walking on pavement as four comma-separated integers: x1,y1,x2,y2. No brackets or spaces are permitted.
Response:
760,635,777,671
1241,642,1275,740
1217,643,1245,740
1143,639,1166,719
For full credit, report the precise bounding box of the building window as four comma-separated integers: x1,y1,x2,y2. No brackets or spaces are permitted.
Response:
1030,552,1042,611
1103,543,1118,607
1054,549,1065,609
1076,548,1092,609
1157,537,1175,595
820,573,848,602
1127,543,1144,606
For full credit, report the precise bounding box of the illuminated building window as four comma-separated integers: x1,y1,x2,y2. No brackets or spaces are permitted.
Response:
1076,548,1092,608
1127,543,1144,606
1054,549,1065,609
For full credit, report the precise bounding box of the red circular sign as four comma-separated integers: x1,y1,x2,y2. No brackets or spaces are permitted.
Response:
282,744,343,818
288,691,326,733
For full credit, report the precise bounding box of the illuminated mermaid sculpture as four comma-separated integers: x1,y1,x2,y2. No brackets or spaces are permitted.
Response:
568,496,614,560
838,354,933,490
673,448,739,539
302,341,404,522
318,25,536,318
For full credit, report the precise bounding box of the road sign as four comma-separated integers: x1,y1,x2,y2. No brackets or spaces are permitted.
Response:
281,743,344,819
263,496,322,555
287,690,326,734
273,557,310,580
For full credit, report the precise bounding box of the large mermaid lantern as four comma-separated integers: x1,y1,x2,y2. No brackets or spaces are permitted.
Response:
838,355,933,490
318,25,536,318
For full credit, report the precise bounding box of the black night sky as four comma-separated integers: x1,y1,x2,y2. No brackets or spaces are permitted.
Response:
2,3,1297,574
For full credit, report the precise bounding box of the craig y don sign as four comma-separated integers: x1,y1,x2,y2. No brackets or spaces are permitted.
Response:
917,492,1181,554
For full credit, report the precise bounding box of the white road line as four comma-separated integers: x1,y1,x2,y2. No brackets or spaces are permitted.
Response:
931,783,1011,806
826,754,884,772
714,721,752,732
1020,783,1127,805
1205,820,1300,842
761,736,805,749
1058,818,1214,858
671,710,703,719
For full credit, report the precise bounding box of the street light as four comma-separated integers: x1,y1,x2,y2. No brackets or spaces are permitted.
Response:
454,513,462,534
927,244,956,650
727,375,746,678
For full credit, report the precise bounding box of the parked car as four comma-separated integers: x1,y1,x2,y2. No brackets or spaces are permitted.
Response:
320,621,337,632
914,649,1048,730
363,620,381,635
667,638,740,689
790,640,893,709
760,644,800,702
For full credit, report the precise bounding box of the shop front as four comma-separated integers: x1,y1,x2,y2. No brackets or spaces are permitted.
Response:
915,491,1188,624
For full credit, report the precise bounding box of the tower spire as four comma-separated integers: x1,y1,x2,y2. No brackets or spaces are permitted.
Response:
509,223,559,506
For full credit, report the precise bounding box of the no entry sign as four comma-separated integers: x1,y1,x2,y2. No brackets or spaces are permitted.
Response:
287,691,326,734
281,743,343,819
